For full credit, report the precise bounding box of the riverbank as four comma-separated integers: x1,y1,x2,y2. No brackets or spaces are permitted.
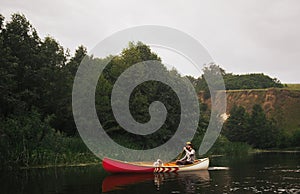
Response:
15,148,300,170
19,162,101,170
254,148,300,153
2,133,299,171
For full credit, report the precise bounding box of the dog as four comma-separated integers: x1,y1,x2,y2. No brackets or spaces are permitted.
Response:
153,159,163,167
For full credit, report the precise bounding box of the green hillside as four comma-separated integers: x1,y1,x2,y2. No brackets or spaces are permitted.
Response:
225,88,300,133
200,87,300,134
286,84,300,90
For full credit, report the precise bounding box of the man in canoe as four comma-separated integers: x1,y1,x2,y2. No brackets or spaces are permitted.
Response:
176,142,195,165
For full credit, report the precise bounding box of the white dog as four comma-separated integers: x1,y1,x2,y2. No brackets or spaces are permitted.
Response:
153,159,163,167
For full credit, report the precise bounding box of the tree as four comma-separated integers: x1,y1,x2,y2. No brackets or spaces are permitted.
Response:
224,73,283,90
187,64,283,93
223,104,281,148
1,13,41,114
223,105,249,142
0,110,53,167
54,45,87,135
95,42,183,149
66,45,87,76
0,13,73,134
0,15,20,116
247,104,279,148
36,36,67,114
187,63,226,99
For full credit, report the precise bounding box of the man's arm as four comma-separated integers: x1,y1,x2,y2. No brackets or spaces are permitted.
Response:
179,154,187,161
184,147,195,156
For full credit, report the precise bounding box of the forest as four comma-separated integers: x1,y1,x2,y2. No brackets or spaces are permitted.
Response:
0,13,298,169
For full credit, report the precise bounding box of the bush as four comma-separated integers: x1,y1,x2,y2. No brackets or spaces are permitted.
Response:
206,135,253,156
0,110,53,168
291,129,300,147
0,110,98,169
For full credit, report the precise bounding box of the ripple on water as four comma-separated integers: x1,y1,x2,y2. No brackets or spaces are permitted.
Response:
208,167,230,170
280,169,300,173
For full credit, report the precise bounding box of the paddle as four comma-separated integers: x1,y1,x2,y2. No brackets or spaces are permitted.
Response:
176,150,185,160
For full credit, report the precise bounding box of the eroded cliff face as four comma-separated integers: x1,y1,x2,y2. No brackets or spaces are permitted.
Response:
199,89,300,132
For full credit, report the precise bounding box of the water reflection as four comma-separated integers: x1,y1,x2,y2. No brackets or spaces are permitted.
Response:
1,153,298,194
176,171,210,194
102,173,153,192
102,170,210,193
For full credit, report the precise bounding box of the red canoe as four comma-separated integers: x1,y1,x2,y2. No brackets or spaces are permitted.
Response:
102,157,209,174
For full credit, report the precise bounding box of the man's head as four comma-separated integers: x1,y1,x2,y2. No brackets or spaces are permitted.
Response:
186,142,192,149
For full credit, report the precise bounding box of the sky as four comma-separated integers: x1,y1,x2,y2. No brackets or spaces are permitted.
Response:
1,0,300,83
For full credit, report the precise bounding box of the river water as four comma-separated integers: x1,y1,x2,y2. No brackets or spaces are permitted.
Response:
1,152,299,194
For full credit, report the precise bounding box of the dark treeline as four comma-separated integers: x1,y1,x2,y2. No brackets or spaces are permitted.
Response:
0,13,294,169
187,66,283,98
95,42,185,149
0,13,86,134
0,13,92,168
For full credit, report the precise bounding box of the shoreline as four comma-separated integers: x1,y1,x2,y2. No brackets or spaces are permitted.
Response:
19,162,101,170
252,150,300,154
10,148,300,170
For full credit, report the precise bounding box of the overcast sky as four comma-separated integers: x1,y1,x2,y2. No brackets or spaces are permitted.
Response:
1,0,300,83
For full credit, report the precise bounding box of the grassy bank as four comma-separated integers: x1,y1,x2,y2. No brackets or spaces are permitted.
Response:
20,159,100,170
0,109,293,170
5,137,297,170
205,136,254,156
286,84,300,90
0,137,101,170
2,135,253,170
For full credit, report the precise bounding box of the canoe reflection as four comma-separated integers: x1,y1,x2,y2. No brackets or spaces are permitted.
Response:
177,171,210,193
102,171,210,193
102,173,154,192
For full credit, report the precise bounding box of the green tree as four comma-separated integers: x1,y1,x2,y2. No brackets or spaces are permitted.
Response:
223,104,281,149
0,15,20,116
0,13,71,134
1,13,41,113
37,36,67,114
187,64,283,93
247,104,279,148
223,105,249,142
224,73,283,90
0,110,53,167
66,45,87,76
53,45,87,135
95,42,183,149
188,63,226,99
